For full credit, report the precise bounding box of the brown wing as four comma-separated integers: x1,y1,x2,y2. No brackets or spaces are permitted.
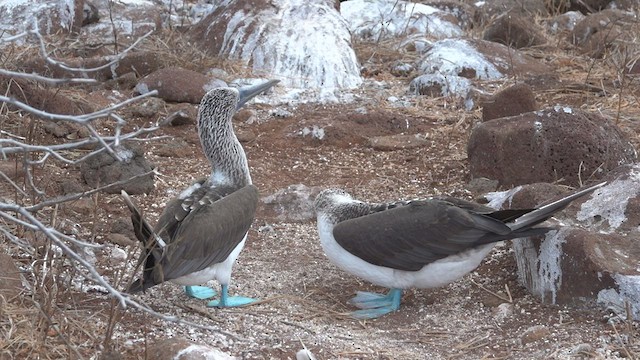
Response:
152,184,258,282
333,199,547,272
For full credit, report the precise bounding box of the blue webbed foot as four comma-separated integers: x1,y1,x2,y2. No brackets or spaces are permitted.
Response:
184,285,217,300
206,284,256,308
348,288,402,319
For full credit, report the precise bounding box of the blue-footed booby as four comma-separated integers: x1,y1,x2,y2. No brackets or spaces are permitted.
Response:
122,79,279,307
314,182,605,319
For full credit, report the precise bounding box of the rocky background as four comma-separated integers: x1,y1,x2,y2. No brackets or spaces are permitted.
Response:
0,0,639,359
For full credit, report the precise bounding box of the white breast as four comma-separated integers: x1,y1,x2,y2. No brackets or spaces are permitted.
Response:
317,214,495,289
170,235,247,286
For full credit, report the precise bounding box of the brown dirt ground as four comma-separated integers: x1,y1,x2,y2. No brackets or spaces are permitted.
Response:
1,30,640,360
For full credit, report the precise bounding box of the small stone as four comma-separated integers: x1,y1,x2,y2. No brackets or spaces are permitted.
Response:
106,233,136,248
494,303,514,322
570,343,593,356
235,128,256,143
520,325,550,345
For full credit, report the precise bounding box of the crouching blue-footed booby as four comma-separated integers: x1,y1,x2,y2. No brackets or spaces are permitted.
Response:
122,79,279,307
314,182,605,319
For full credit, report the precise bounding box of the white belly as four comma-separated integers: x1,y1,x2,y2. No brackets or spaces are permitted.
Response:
170,235,247,286
317,216,495,289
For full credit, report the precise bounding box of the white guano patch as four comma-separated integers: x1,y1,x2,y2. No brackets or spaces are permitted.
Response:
577,166,640,233
341,0,462,41
484,186,523,210
215,0,362,90
537,229,566,304
417,39,503,80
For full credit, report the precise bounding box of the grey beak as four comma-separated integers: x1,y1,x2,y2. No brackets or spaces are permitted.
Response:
236,79,280,110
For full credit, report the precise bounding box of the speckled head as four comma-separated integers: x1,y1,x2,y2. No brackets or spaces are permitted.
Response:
314,189,354,213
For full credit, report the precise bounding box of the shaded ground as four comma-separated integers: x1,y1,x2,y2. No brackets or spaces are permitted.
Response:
1,31,640,360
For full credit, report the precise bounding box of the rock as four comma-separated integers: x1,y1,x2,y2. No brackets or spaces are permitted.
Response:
147,337,235,360
494,303,514,322
189,0,361,89
22,51,163,83
80,143,155,195
368,134,429,151
64,198,95,214
130,97,165,119
261,184,320,222
467,107,637,187
0,161,25,181
0,75,94,116
342,0,463,41
0,0,83,39
155,139,192,158
482,83,538,122
574,163,640,235
235,128,256,143
136,67,221,104
106,233,136,248
410,74,472,100
513,227,640,318
507,170,640,320
467,177,499,197
568,9,634,58
472,0,547,27
80,0,161,40
483,12,546,48
82,0,100,26
0,253,23,302
547,11,585,34
160,105,197,127
421,1,476,30
416,39,552,83
520,325,550,345
565,0,613,13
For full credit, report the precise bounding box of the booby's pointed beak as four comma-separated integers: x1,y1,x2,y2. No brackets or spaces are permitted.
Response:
236,79,280,110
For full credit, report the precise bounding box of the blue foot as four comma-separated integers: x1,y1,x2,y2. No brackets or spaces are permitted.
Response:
184,285,217,300
207,296,256,308
348,288,402,319
206,284,256,308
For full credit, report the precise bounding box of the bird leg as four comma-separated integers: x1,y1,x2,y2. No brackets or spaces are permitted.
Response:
349,288,402,319
184,285,217,300
207,284,256,307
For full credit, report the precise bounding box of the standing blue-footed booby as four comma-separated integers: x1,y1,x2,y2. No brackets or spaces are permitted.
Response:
314,182,605,319
122,79,279,307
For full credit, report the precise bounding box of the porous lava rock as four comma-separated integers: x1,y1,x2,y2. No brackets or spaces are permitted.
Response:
468,107,637,187
481,83,538,122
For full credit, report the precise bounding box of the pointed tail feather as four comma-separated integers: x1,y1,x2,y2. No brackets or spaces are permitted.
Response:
509,182,606,231
120,190,156,245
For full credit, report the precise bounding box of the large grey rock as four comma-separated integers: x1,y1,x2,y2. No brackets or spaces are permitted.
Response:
468,107,637,187
80,143,155,195
188,0,361,90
